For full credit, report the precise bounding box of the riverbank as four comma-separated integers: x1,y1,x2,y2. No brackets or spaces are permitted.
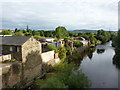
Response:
28,46,93,89
32,62,90,88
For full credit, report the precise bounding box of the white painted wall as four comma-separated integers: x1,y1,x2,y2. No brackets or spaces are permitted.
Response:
41,50,54,63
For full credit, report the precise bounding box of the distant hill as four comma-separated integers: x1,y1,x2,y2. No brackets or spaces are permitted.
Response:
70,29,117,33
71,30,98,33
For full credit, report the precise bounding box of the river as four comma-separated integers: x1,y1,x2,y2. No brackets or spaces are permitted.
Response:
78,41,119,88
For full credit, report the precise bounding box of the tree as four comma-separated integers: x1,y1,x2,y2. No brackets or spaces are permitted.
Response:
55,26,69,39
64,37,74,42
1,30,12,35
65,44,72,55
96,30,111,43
58,45,67,60
39,30,44,36
15,28,18,32
32,31,40,36
14,32,24,36
89,33,97,45
26,25,29,32
74,40,83,48
44,31,53,37
47,44,58,53
115,30,120,51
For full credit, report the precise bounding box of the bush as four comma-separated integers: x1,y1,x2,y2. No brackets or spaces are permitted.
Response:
53,62,75,74
47,44,58,53
1,59,17,63
43,77,68,88
34,62,91,88
64,37,74,42
14,32,24,36
74,40,83,48
65,44,72,55
58,46,67,60
67,70,91,88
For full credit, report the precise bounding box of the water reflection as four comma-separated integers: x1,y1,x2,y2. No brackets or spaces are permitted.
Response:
97,49,105,54
67,47,96,64
87,48,96,60
113,50,120,69
79,41,118,88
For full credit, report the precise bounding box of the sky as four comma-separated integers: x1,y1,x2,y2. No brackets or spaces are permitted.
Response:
0,0,119,31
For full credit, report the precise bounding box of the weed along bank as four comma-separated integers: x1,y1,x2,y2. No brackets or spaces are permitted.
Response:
0,36,60,89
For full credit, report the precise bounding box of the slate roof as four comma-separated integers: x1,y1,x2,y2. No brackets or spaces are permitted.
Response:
0,36,31,45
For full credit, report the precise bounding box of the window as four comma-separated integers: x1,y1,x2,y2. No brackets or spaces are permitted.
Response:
17,47,19,52
10,47,12,51
15,46,19,52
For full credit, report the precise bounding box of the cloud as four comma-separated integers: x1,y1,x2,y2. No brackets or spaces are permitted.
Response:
0,0,119,31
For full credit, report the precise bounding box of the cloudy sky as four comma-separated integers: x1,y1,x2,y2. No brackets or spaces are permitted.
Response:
0,0,119,31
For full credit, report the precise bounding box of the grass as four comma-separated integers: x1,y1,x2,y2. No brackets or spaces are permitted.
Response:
0,59,17,63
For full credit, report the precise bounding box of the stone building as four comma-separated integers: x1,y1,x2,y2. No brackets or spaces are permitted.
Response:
0,36,41,63
0,36,60,88
1,36,43,88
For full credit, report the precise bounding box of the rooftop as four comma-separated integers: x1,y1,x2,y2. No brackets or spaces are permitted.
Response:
0,36,32,46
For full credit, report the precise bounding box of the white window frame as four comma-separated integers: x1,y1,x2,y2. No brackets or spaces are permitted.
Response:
17,47,19,52
10,47,13,51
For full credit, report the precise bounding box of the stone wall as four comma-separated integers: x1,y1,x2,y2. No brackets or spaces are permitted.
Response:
1,62,22,88
22,37,41,63
41,50,54,63
1,61,43,88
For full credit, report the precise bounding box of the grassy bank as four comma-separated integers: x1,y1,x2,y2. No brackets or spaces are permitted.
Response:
32,46,92,88
33,61,91,88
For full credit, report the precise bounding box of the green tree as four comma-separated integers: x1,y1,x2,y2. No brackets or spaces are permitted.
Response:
44,31,53,37
89,33,97,45
14,32,24,36
39,31,44,36
1,30,12,35
55,26,69,39
96,30,111,43
32,31,40,36
58,45,67,60
74,40,83,48
65,44,72,55
64,37,74,42
26,25,29,32
47,44,58,53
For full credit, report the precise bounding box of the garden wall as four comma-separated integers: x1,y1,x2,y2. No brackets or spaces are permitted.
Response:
41,50,54,63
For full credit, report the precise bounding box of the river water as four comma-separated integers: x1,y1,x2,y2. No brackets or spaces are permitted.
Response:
79,41,119,88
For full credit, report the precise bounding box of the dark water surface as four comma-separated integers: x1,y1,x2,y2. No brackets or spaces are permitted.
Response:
79,41,119,88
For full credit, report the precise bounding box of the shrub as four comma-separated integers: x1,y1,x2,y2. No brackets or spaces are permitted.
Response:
1,59,17,63
65,44,72,55
43,77,68,88
53,62,75,74
47,44,58,53
67,70,91,88
74,40,83,48
34,62,91,88
64,37,74,42
58,46,67,60
14,32,24,36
